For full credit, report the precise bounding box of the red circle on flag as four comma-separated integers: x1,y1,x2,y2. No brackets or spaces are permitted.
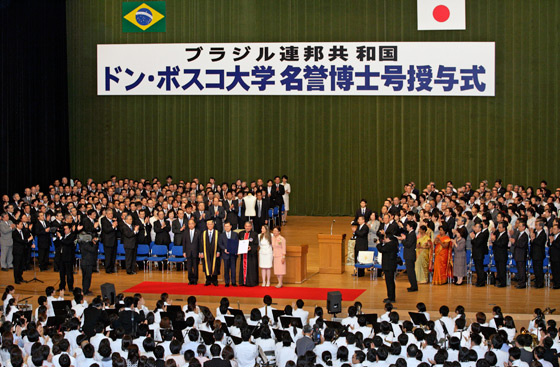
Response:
433,5,450,22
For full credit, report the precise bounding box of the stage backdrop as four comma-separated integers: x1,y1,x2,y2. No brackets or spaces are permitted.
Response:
66,0,560,216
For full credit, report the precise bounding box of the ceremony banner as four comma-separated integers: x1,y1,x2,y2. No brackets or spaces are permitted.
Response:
98,42,495,96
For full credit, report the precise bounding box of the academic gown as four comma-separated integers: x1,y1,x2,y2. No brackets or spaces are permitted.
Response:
201,230,221,276
238,230,259,286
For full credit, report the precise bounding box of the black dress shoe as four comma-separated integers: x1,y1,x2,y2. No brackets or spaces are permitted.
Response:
205,282,211,286
534,284,544,289
232,284,238,287
1,268,8,272
383,298,395,303
212,282,218,286
84,291,93,296
407,288,418,292
516,284,526,289
476,283,485,287
15,281,21,284
553,285,560,289
225,284,230,287
495,284,506,288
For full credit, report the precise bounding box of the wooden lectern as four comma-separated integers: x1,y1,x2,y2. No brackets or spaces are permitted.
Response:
284,245,308,284
318,234,346,274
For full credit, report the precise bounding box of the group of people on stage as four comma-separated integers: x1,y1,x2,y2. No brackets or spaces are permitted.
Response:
0,174,292,291
352,179,560,302
2,282,559,367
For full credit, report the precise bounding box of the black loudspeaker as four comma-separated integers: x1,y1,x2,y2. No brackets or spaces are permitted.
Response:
100,283,116,305
327,291,342,314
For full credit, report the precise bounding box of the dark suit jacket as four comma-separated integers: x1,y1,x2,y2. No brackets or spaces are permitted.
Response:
153,219,171,245
268,184,285,208
402,230,417,261
492,230,509,260
218,231,239,260
182,228,201,257
172,218,187,246
193,210,211,231
550,234,560,259
33,220,51,249
80,240,98,267
223,200,239,227
121,224,137,250
12,229,30,254
254,200,269,221
82,217,99,237
471,230,489,259
204,358,231,367
82,307,108,337
136,221,152,245
530,229,547,261
354,224,369,252
101,217,118,248
208,206,226,231
117,309,145,336
377,221,399,271
59,232,77,262
354,208,372,223
513,232,528,262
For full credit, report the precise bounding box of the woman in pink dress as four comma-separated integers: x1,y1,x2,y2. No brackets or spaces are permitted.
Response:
272,226,287,288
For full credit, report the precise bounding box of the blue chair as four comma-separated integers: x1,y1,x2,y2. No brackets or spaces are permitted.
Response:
273,206,280,226
396,245,406,272
136,244,150,269
167,245,186,271
75,243,82,269
116,243,126,267
97,243,105,271
48,242,55,259
147,244,169,272
354,251,375,279
268,209,274,228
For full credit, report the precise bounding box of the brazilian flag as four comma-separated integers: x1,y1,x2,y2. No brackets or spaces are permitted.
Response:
122,2,166,33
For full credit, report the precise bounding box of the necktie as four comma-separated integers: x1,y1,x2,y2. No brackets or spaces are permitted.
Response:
362,208,365,215
258,201,261,217
227,232,230,239
209,230,212,242
190,230,194,242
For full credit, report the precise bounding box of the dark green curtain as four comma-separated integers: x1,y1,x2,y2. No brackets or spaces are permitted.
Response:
66,0,560,215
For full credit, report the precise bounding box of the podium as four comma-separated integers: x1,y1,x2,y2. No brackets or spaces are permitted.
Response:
318,234,346,274
284,245,308,284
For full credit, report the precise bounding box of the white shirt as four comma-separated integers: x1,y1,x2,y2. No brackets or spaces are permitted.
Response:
234,341,259,367
276,345,297,367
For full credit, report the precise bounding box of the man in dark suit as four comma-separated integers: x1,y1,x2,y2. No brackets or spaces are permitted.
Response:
253,191,269,233
50,211,64,272
530,220,547,288
12,220,32,284
117,296,145,336
208,198,226,232
548,224,560,289
272,176,285,224
172,209,187,246
224,192,239,230
57,224,79,291
218,221,238,287
399,221,418,292
470,221,489,287
193,202,210,232
33,212,52,271
511,221,529,289
182,219,201,285
204,343,231,367
79,220,99,296
354,199,372,224
122,214,139,275
491,221,509,287
82,298,109,337
353,216,369,277
377,213,399,303
443,209,456,238
101,209,118,274
135,210,151,245
153,211,171,247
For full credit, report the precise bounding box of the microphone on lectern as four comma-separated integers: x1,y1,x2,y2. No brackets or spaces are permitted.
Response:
330,220,336,235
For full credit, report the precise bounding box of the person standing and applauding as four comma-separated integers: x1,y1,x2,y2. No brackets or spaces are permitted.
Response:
272,226,286,288
377,213,399,303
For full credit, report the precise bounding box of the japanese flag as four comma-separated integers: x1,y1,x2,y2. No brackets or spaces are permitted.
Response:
417,0,466,30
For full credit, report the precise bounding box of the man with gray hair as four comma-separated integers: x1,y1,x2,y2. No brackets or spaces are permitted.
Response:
295,324,315,357
0,212,15,270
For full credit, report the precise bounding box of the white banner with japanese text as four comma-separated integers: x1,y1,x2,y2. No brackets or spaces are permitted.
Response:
97,42,495,96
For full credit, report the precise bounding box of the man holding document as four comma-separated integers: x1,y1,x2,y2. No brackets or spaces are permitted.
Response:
238,221,259,287
219,222,239,287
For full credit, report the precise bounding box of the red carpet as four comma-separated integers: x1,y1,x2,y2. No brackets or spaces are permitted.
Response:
123,282,366,301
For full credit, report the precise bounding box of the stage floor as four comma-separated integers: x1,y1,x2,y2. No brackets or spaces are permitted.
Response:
3,216,560,324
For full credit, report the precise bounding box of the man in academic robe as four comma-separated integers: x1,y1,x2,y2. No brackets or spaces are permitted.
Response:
101,209,118,274
182,219,201,285
353,216,369,277
491,221,509,288
218,221,239,287
530,220,547,288
200,219,220,286
238,221,259,287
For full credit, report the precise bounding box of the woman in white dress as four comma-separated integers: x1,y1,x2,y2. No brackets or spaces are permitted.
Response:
281,175,291,225
258,226,273,287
